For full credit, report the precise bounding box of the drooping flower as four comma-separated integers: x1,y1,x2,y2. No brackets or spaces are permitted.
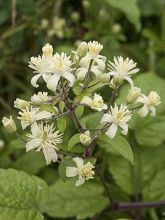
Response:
14,98,30,110
81,93,107,111
88,41,103,59
26,122,63,165
108,56,139,88
80,131,92,146
127,86,141,103
2,116,17,133
31,92,51,105
46,52,75,92
66,157,95,186
76,53,106,80
136,91,161,117
101,104,131,139
18,107,52,129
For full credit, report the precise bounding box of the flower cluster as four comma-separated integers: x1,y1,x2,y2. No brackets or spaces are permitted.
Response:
2,41,161,186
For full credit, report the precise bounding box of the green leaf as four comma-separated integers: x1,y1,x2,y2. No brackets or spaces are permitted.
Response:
75,105,84,118
45,180,108,219
0,169,48,220
58,162,67,181
97,135,134,164
39,104,56,113
57,117,66,132
68,133,80,150
107,0,141,31
58,101,65,113
81,112,103,129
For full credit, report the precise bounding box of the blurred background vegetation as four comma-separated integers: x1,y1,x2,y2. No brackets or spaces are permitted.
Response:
1,0,165,219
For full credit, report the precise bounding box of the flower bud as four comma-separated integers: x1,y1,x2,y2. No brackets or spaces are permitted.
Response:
71,12,80,22
127,87,141,103
99,74,110,82
82,0,90,8
0,140,4,150
14,98,30,110
80,131,92,146
112,23,121,34
2,116,17,133
76,42,88,58
112,76,123,87
42,43,53,57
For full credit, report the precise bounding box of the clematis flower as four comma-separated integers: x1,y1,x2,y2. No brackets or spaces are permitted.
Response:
26,122,63,165
80,131,92,146
88,41,103,59
81,93,107,111
127,86,141,103
31,92,51,106
66,157,95,186
108,56,139,88
14,98,30,110
18,107,52,129
46,52,75,92
136,91,161,117
101,104,131,139
2,116,17,133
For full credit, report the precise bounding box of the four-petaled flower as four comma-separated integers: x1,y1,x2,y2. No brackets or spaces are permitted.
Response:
26,122,63,165
136,91,161,117
101,104,131,139
66,157,95,186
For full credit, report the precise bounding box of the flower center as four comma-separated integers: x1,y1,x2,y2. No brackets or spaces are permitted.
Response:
22,112,32,122
42,131,48,140
91,99,103,108
80,165,94,180
116,111,124,121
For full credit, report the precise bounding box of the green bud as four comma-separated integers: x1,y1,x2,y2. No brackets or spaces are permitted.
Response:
2,116,17,133
112,76,123,87
76,41,88,58
80,131,92,146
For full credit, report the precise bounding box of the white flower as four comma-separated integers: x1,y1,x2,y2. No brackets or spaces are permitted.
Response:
66,157,95,186
18,107,52,129
31,92,51,105
127,87,141,103
108,56,139,88
28,55,53,88
80,131,92,146
88,41,103,59
42,43,53,57
101,104,131,139
136,91,161,117
2,116,17,133
76,53,106,80
46,52,75,92
76,41,88,58
81,93,107,111
26,122,63,165
14,98,30,110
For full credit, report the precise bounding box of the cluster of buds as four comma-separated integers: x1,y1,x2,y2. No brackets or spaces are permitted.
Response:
2,41,161,186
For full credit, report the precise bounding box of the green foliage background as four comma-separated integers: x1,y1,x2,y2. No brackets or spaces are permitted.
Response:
0,0,165,219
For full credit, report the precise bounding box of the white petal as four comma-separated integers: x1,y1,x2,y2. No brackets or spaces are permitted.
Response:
35,111,52,121
47,74,60,92
137,105,149,117
42,73,51,83
31,74,41,88
21,121,31,130
43,146,58,165
63,72,75,87
106,123,118,139
73,157,84,169
120,123,128,135
81,96,92,106
31,122,41,137
101,113,111,124
66,167,79,177
149,106,156,116
75,176,85,187
125,76,134,88
26,139,41,152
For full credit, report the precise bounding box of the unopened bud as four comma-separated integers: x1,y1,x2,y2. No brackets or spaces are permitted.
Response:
82,0,90,8
80,131,92,146
2,116,17,133
99,74,110,82
42,43,53,57
71,12,80,22
112,76,123,87
127,87,141,103
14,98,30,110
77,41,88,58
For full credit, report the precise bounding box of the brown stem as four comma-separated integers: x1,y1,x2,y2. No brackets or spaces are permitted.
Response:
82,59,93,92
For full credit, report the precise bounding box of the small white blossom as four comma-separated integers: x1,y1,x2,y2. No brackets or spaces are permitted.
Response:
66,157,95,186
26,122,63,165
88,41,103,59
136,91,161,117
80,131,92,146
2,116,17,133
108,56,139,88
81,93,107,111
14,98,30,110
18,107,52,129
127,87,141,103
76,41,88,58
31,92,51,105
101,104,131,139
42,43,53,57
46,52,75,92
